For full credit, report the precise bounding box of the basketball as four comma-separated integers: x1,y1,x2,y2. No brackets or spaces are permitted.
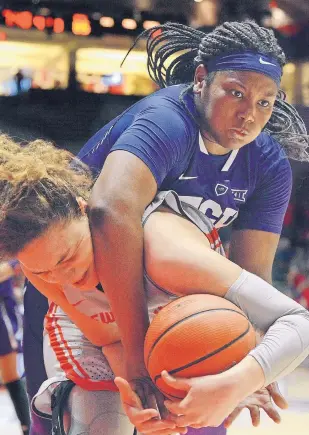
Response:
144,294,256,399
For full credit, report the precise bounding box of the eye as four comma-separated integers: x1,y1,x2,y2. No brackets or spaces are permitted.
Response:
258,100,270,108
231,90,243,99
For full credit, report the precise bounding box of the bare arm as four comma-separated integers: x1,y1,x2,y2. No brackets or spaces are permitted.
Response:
88,150,157,373
228,229,280,283
144,210,309,396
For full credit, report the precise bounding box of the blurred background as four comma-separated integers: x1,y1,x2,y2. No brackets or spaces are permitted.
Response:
0,0,308,433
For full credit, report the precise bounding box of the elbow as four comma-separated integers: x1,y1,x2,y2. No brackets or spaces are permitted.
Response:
87,201,108,228
87,197,140,229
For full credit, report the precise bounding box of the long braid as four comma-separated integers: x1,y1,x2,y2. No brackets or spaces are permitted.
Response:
264,98,309,160
123,20,308,161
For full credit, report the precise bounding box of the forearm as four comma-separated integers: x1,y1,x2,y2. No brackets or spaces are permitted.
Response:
90,207,149,364
103,341,126,377
225,270,309,386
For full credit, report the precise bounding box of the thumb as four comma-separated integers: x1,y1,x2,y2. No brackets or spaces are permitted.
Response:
114,377,143,409
161,370,191,392
267,382,289,409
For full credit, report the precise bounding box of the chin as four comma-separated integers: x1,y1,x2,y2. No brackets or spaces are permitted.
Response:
77,278,99,290
224,139,250,149
71,270,99,290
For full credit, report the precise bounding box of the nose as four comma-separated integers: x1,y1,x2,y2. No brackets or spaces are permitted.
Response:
237,102,255,124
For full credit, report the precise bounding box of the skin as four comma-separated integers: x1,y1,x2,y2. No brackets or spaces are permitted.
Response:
19,209,99,291
0,352,19,384
194,66,278,155
18,205,289,433
17,68,287,433
0,262,15,283
87,68,281,398
193,66,281,283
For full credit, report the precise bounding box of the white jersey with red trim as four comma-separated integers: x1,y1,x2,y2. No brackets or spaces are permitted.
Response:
32,191,224,418
58,190,224,328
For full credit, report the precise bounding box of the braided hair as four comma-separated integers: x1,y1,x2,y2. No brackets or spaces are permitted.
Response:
123,21,309,161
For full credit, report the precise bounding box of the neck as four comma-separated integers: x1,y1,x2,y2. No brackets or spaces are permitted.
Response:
193,93,230,156
200,130,230,156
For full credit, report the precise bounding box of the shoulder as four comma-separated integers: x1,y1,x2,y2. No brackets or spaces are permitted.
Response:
122,85,197,140
251,132,292,177
137,85,195,119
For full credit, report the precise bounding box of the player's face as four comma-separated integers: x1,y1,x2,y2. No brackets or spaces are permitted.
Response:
18,216,99,290
195,67,278,151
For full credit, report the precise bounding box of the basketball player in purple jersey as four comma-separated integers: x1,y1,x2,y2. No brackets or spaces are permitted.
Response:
0,260,30,435
22,20,308,434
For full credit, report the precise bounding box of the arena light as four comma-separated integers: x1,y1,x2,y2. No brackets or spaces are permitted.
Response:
33,16,45,31
2,9,32,30
143,20,160,30
122,18,137,30
46,17,54,27
100,16,115,28
53,18,64,33
72,13,91,36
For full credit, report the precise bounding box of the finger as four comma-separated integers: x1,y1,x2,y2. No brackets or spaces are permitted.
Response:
145,391,162,417
262,404,281,424
161,371,191,392
186,424,203,429
249,405,260,427
136,418,176,433
267,383,289,409
224,407,242,428
115,377,143,409
175,427,188,434
142,430,186,435
164,399,184,416
137,419,187,435
172,414,197,428
154,388,169,420
122,404,159,425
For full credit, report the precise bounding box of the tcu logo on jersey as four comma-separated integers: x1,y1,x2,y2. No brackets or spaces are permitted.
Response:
215,184,229,196
179,195,239,228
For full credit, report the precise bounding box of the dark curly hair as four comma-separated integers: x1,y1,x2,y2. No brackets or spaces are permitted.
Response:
123,21,309,161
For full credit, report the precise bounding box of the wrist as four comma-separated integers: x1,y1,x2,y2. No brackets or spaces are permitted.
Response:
124,348,146,367
225,355,265,401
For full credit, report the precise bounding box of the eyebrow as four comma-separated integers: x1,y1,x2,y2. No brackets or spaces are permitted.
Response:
224,79,277,97
26,232,86,275
224,79,247,90
29,247,72,275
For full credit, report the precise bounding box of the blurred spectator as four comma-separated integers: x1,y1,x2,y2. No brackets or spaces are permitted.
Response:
14,70,24,95
0,260,30,435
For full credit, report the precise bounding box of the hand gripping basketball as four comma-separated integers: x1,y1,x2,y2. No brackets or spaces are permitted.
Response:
115,377,187,434
144,294,256,399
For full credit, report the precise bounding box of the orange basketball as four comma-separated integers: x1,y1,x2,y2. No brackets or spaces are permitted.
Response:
144,294,256,399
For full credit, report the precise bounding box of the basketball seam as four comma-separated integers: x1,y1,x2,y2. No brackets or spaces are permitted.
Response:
146,308,248,367
153,321,251,398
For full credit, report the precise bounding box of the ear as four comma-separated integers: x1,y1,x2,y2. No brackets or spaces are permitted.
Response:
193,64,208,94
76,197,88,215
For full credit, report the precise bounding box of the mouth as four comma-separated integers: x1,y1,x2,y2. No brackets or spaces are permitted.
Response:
229,128,250,138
